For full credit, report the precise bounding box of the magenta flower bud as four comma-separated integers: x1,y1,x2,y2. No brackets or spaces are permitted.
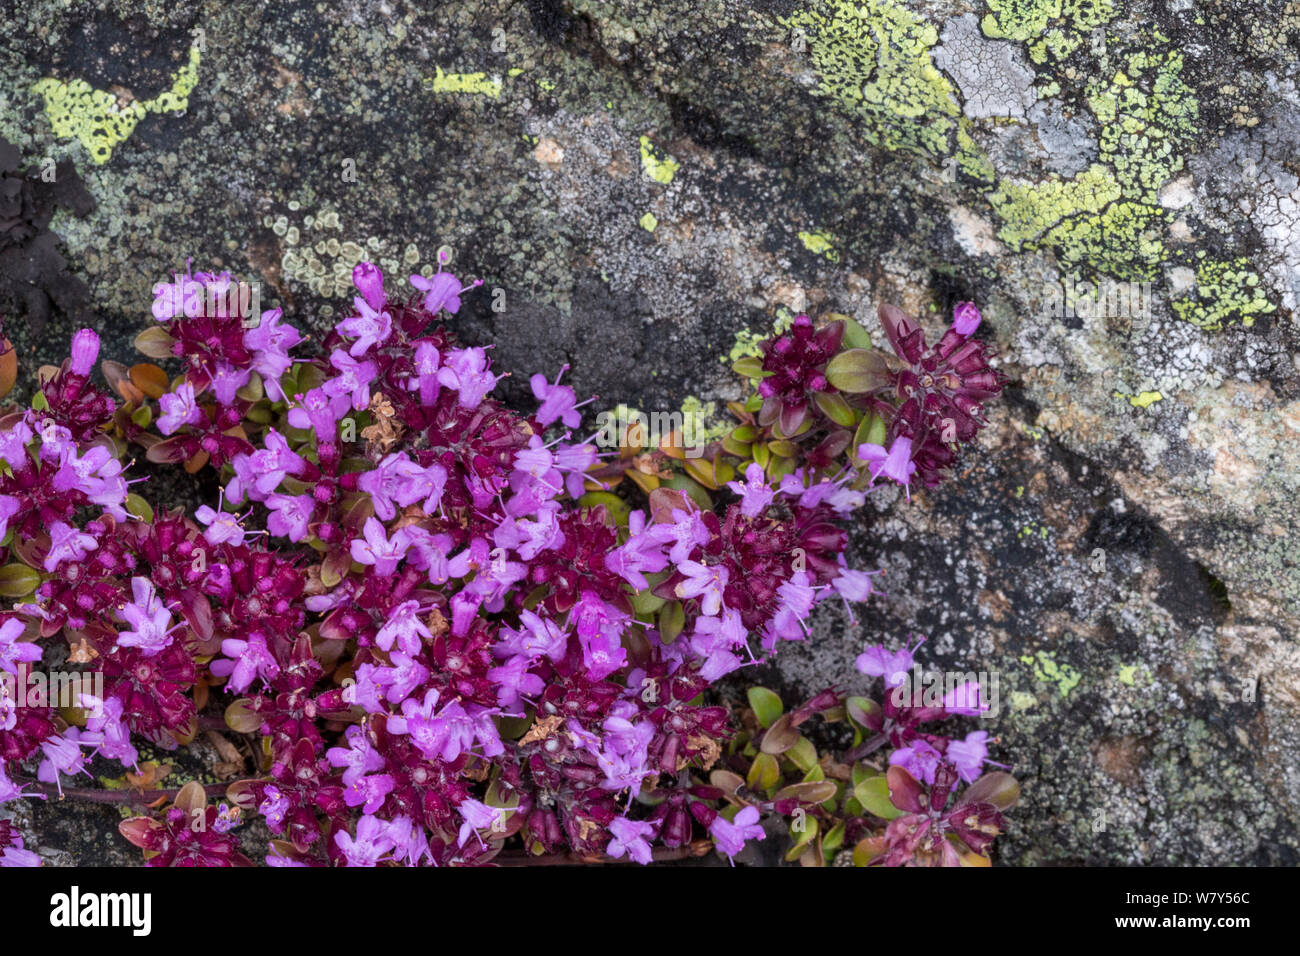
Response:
660,802,691,847
952,301,981,336
352,262,386,311
69,329,100,377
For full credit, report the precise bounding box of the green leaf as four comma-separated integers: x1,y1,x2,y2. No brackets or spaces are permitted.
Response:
746,687,783,728
30,390,49,412
658,600,686,644
842,319,872,350
854,775,906,820
853,412,887,453
825,349,890,393
813,390,858,428
786,736,819,772
731,356,767,380
125,493,154,523
0,563,40,598
746,752,781,791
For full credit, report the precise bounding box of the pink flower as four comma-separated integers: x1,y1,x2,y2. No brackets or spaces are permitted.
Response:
709,806,764,861
606,816,656,865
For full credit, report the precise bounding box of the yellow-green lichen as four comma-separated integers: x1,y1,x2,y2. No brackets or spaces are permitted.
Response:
639,211,659,232
1170,256,1275,330
1116,390,1163,408
798,229,840,261
725,328,767,364
782,0,968,162
428,67,502,97
1020,651,1082,697
639,136,679,184
982,0,1115,65
32,45,202,164
987,45,1199,283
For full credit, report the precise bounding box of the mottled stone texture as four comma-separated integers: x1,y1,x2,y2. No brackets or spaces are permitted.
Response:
1,0,1297,864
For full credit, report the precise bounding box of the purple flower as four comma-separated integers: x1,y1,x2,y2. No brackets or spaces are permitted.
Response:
437,347,498,409
157,383,205,435
0,618,41,676
455,798,504,847
606,816,656,865
244,308,304,401
674,560,729,616
79,694,138,769
832,567,880,602
326,725,386,787
407,340,442,406
359,452,446,520
37,730,93,796
410,271,467,315
857,435,916,495
606,511,670,590
195,503,250,547
259,785,289,829
350,517,411,576
116,577,177,656
352,262,386,312
726,462,774,518
0,835,39,867
211,632,280,693
335,815,395,867
689,608,748,681
947,730,990,783
486,654,545,710
209,362,252,406
265,493,313,541
952,301,982,336
44,521,98,573
646,508,711,564
0,420,33,471
888,738,944,786
324,349,378,415
374,600,432,656
69,329,100,377
287,387,341,439
943,679,989,717
856,636,923,687
338,298,393,356
709,806,764,861
530,365,592,429
245,429,307,497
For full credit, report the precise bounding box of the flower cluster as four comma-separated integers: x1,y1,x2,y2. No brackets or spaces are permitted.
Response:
0,258,1010,866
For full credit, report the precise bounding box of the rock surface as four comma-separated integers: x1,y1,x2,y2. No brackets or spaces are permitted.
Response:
1,0,1297,864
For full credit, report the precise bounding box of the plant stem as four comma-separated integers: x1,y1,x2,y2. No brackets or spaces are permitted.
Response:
15,778,243,806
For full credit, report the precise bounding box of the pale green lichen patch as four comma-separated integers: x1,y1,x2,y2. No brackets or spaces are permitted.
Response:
32,45,201,164
987,45,1200,282
639,135,679,184
982,0,1115,65
428,67,502,97
783,0,965,162
1117,390,1163,408
1171,256,1275,330
639,211,658,232
725,328,767,364
797,229,840,261
1020,651,1082,697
